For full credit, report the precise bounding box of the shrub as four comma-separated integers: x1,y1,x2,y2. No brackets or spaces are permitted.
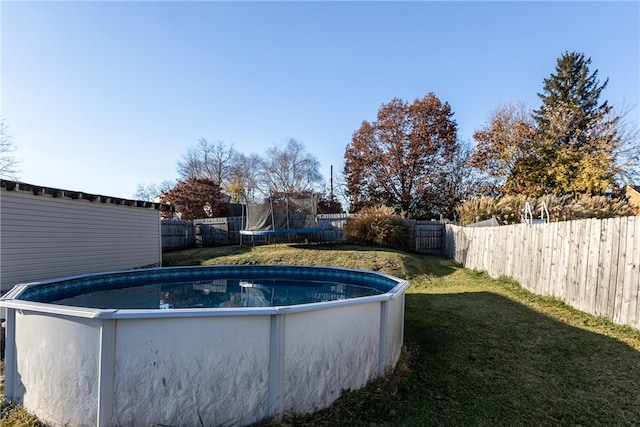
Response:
343,206,411,251
455,194,635,225
565,194,636,219
538,194,573,222
454,196,497,226
494,195,531,224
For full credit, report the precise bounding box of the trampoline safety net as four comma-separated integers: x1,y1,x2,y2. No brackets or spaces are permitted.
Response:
243,193,319,233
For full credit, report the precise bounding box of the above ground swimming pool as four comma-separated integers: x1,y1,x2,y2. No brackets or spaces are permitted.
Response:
1,265,409,427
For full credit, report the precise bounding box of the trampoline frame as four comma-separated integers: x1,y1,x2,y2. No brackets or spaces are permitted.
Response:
239,193,320,247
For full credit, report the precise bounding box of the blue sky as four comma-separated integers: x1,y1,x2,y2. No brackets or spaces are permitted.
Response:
2,1,638,200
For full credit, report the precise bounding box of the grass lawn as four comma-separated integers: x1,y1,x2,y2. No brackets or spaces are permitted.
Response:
4,244,640,426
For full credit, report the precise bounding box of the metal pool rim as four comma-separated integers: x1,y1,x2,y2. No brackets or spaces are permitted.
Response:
0,264,410,319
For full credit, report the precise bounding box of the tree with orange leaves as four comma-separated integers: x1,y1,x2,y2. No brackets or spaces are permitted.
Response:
468,102,539,196
161,177,225,220
344,93,460,218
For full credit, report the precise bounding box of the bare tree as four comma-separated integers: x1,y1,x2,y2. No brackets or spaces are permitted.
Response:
610,102,640,185
257,138,323,198
229,152,262,201
330,171,351,214
134,180,175,202
176,139,236,188
0,117,20,179
437,139,491,217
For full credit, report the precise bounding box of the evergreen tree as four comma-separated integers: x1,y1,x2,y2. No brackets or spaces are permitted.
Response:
532,51,620,195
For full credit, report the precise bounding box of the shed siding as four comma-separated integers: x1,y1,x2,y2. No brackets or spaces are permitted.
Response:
1,189,161,289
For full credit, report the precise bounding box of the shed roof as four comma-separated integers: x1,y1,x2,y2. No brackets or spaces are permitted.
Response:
1,179,172,212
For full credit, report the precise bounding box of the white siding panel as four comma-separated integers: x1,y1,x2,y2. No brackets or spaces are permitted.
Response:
1,189,161,289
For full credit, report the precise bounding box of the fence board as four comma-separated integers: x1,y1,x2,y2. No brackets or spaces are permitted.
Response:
613,219,628,324
586,219,601,314
483,227,491,273
521,225,532,289
607,218,623,321
532,225,544,294
490,227,501,277
544,221,558,296
633,218,640,328
494,226,506,277
503,225,513,278
624,217,638,327
595,218,612,316
554,221,566,297
576,219,592,311
472,227,482,269
564,220,579,307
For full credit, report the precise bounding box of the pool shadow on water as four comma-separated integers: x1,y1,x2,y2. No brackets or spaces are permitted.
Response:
401,291,640,425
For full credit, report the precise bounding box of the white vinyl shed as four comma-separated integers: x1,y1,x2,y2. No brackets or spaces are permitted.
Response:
0,180,169,293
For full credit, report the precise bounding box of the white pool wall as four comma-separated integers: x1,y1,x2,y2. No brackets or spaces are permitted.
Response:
2,268,408,427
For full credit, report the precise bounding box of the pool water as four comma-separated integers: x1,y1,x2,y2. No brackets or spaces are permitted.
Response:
51,278,385,309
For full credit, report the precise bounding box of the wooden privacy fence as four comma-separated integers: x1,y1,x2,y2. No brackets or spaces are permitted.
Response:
161,218,243,250
445,216,640,329
313,215,444,253
161,220,195,250
161,214,446,254
194,217,243,246
413,221,445,254
316,213,351,243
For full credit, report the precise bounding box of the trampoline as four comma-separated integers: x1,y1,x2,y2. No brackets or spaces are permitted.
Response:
240,193,322,246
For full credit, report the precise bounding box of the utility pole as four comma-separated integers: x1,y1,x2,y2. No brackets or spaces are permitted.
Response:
330,165,334,200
